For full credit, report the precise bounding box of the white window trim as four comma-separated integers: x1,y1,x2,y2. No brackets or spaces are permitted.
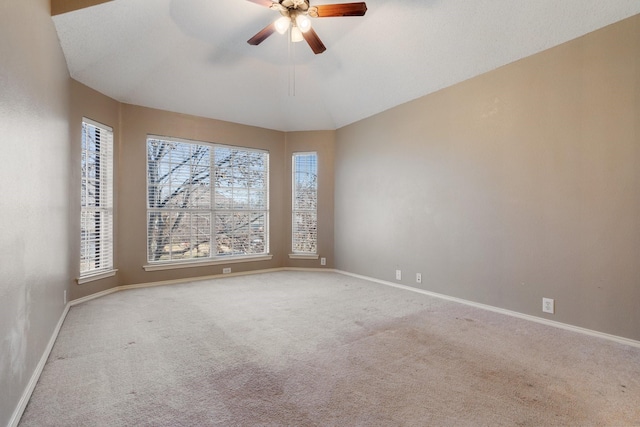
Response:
80,117,114,280
288,253,319,260
291,151,318,255
143,254,273,271
146,135,270,265
76,269,118,284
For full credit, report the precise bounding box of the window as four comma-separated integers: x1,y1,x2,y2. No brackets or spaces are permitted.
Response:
147,137,269,264
80,118,114,277
292,152,317,254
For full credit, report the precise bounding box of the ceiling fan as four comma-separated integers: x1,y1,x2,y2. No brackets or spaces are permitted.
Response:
246,0,367,54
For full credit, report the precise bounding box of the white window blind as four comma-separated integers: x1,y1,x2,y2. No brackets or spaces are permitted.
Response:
80,118,114,276
147,137,269,263
292,152,317,254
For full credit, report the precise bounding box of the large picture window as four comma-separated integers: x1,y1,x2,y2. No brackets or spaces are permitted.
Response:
147,137,269,264
80,119,114,277
292,152,317,254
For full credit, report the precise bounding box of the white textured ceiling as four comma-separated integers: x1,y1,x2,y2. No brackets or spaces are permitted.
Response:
53,1,640,131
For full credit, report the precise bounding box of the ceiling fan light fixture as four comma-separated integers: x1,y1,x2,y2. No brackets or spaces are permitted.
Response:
247,0,367,54
296,14,311,33
274,16,291,34
291,26,304,42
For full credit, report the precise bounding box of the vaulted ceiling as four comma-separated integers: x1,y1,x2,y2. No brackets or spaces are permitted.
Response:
52,0,640,131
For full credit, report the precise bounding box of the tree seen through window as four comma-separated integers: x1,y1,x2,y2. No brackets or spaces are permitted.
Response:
147,137,268,263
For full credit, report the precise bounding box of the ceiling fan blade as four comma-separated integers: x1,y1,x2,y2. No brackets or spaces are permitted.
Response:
246,0,274,7
310,2,367,17
247,23,276,45
302,28,326,54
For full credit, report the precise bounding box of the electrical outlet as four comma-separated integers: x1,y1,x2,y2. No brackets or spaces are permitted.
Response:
395,270,402,281
416,273,422,284
222,267,231,274
542,298,554,314
320,257,326,266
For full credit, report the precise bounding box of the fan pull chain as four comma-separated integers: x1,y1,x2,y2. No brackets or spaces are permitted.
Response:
292,42,297,97
287,28,296,97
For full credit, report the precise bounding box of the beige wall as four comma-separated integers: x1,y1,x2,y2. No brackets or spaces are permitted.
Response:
285,131,336,268
335,15,640,341
2,2,638,423
117,104,288,285
3,61,335,423
68,80,121,300
0,0,72,425
67,88,337,287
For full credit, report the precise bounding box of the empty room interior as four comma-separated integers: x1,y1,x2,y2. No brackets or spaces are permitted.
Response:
2,0,640,425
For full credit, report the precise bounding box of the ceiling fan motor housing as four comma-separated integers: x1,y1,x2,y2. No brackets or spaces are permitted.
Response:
280,0,310,11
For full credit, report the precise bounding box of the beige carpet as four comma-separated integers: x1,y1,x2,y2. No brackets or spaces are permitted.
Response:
19,271,640,426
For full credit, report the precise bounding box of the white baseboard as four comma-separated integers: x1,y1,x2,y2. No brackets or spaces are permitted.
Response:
66,267,316,305
13,266,637,427
334,269,640,349
118,267,287,292
9,303,71,427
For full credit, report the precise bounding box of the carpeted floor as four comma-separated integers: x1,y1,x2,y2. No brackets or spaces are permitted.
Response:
19,271,640,426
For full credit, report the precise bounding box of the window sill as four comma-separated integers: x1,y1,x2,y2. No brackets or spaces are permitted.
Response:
143,254,273,272
288,254,319,260
77,269,118,285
